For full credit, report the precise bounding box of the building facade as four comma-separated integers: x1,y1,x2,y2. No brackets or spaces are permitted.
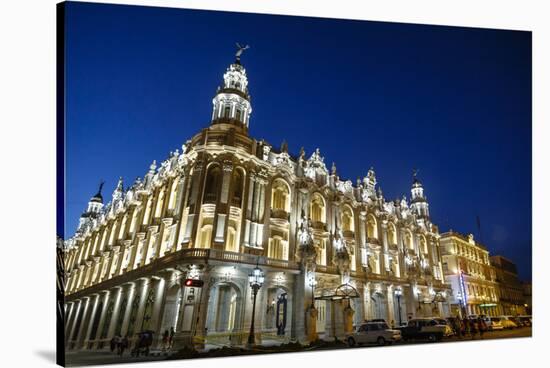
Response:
522,281,532,315
491,255,526,316
440,232,500,317
62,52,452,352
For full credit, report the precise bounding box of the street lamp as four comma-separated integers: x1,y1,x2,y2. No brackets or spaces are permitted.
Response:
395,288,403,327
247,265,265,346
308,273,317,308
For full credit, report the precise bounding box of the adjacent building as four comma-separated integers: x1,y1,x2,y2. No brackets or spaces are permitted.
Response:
522,281,532,315
62,50,452,353
440,232,499,317
491,255,526,316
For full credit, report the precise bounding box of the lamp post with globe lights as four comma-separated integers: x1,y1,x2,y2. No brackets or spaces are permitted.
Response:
247,265,265,347
395,288,403,326
308,272,317,308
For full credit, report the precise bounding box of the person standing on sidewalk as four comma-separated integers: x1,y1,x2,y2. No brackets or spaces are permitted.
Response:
462,317,470,338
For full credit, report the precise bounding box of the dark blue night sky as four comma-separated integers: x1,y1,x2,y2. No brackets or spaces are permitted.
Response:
64,2,532,280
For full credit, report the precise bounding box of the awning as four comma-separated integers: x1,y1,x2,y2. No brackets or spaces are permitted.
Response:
315,283,360,301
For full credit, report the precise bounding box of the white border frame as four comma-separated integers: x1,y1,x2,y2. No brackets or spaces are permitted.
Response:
1,1,547,367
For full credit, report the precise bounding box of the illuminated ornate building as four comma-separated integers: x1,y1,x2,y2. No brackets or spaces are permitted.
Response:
440,232,499,316
62,50,451,352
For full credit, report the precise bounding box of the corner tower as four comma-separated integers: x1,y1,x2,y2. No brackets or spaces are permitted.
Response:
210,43,252,133
410,170,430,220
77,182,104,230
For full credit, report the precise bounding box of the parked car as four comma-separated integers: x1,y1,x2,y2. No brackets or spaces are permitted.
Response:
347,321,402,347
518,315,532,327
397,318,448,342
434,318,455,337
487,317,504,330
499,316,518,329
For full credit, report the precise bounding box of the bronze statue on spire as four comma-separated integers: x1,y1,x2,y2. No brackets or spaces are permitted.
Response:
235,43,250,62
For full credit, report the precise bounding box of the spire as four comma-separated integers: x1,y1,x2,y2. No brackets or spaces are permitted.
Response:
410,169,429,219
412,168,422,188
91,180,104,203
77,180,105,231
210,44,253,132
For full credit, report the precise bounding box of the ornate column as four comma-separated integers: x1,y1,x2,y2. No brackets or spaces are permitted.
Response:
74,297,91,349
92,291,110,349
64,302,75,337
106,287,123,341
119,283,136,338
296,211,318,343
381,220,390,273
66,300,81,345
385,285,396,326
256,175,267,248
149,274,169,348
82,294,101,349
243,172,256,247
182,160,205,245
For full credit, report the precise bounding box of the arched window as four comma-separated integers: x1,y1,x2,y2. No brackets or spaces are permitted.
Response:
118,215,128,240
154,187,166,218
167,177,179,210
388,223,397,245
419,236,428,254
231,170,244,207
367,214,378,239
226,226,238,252
235,109,242,122
271,179,290,212
204,166,221,204
142,197,153,225
405,230,414,250
224,106,231,118
341,206,354,232
310,193,326,223
197,224,213,249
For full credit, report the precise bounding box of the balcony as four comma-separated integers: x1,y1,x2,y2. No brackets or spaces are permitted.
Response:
270,208,290,221
311,221,327,231
176,248,300,270
204,193,217,204
342,230,355,239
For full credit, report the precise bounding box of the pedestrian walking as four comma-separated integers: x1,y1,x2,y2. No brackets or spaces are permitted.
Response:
115,335,122,355
119,336,129,356
462,317,470,338
162,329,170,351
169,326,175,349
469,318,478,339
110,336,117,353
454,317,462,339
478,317,487,339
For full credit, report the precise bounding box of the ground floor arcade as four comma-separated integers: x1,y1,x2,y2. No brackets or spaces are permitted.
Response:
64,262,451,352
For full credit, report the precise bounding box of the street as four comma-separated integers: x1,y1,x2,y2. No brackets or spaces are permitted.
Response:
442,327,532,343
65,327,531,366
